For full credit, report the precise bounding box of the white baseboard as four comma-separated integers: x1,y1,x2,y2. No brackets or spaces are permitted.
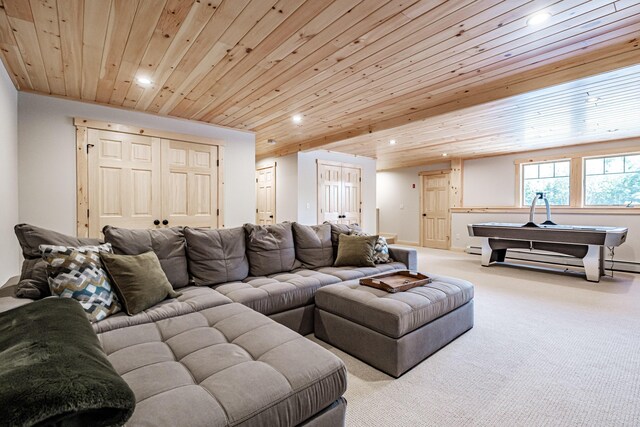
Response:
465,246,640,274
396,240,420,246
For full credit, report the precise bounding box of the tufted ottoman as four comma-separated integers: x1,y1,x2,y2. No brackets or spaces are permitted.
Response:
314,273,474,377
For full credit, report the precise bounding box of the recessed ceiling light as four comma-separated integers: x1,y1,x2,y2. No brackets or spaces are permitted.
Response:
442,153,448,157
292,114,302,124
527,11,551,26
389,139,397,145
137,77,152,85
586,96,600,103
267,139,277,145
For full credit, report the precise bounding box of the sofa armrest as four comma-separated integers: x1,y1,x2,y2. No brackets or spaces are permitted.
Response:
388,245,418,271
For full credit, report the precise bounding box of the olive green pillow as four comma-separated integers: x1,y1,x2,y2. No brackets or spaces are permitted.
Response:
100,251,182,315
333,233,377,267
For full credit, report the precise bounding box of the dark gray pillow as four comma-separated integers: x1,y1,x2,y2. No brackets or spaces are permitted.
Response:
184,227,249,286
102,226,189,289
325,222,363,255
244,223,299,276
292,223,333,269
14,224,101,299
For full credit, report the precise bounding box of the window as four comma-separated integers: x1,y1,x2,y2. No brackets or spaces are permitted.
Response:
521,160,570,206
584,154,640,206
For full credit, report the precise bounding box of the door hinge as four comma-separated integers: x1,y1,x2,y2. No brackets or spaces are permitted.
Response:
86,144,94,153
216,209,219,216
87,209,90,218
359,208,361,213
256,178,258,183
216,159,219,167
359,177,361,182
256,209,258,213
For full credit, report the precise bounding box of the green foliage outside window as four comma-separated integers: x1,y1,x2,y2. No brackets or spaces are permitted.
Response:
584,155,640,206
522,161,570,205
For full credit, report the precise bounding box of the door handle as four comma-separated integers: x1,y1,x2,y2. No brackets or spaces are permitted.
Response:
162,219,169,225
422,214,426,217
269,215,274,218
154,219,160,225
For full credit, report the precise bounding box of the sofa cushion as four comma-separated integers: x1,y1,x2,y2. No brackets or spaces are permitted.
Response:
92,286,232,334
103,226,189,289
214,270,342,315
14,223,101,299
315,273,475,339
317,262,407,281
41,243,120,322
101,251,182,316
292,223,333,269
326,222,362,255
184,227,249,286
244,223,299,276
96,303,347,427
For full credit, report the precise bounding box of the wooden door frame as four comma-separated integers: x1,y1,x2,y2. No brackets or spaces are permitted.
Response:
256,162,277,224
419,169,451,249
316,159,362,226
75,118,225,237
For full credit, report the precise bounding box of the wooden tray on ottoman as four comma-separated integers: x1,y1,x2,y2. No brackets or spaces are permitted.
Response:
360,270,432,293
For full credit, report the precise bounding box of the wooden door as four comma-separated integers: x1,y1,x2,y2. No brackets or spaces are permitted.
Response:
256,164,276,225
341,166,361,225
161,139,218,229
421,174,450,249
87,130,161,237
318,162,343,224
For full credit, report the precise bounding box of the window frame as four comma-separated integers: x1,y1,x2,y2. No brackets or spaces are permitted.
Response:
583,153,640,207
519,159,572,207
515,147,640,209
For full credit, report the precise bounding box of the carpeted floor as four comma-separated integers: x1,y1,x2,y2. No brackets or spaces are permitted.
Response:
308,247,640,426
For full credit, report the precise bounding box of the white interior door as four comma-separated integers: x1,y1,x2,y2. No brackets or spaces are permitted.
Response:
161,139,219,229
318,162,342,224
421,174,450,249
256,164,276,225
87,130,161,237
341,166,361,225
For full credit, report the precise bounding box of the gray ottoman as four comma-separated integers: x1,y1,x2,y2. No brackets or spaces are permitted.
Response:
314,273,474,377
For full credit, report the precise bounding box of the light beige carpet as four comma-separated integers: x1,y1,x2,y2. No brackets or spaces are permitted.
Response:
309,248,640,426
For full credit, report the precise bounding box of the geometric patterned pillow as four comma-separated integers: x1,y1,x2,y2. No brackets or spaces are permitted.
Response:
40,243,120,322
348,230,393,264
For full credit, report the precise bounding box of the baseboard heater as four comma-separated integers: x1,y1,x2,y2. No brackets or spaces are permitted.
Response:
465,246,640,275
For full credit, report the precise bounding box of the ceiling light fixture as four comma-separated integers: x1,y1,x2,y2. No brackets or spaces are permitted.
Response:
136,76,152,85
442,153,448,157
292,114,302,124
267,139,277,145
527,11,551,26
389,139,397,145
586,96,600,103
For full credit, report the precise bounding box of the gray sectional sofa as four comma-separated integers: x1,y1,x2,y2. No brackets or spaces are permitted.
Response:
0,222,418,426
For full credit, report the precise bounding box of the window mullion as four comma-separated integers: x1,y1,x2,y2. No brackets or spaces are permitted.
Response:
570,157,582,208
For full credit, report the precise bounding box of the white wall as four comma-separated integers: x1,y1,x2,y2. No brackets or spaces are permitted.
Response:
376,163,450,244
298,150,377,233
256,154,298,223
0,63,20,283
18,93,256,235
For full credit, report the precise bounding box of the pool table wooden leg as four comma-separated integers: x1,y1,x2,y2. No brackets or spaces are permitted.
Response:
583,245,604,282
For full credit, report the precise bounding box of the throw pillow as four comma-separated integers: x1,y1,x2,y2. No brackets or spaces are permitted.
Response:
350,229,393,263
15,224,101,299
244,222,300,276
325,222,363,255
40,244,120,322
100,251,182,316
184,226,249,286
333,233,377,267
292,223,334,269
102,226,189,289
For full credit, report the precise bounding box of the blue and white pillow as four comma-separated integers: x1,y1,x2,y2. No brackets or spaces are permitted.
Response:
40,243,120,322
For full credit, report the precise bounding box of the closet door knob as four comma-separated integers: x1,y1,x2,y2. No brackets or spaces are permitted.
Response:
269,215,274,218
162,219,169,225
153,219,160,225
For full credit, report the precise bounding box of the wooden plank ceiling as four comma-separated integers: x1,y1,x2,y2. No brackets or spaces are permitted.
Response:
0,0,639,169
